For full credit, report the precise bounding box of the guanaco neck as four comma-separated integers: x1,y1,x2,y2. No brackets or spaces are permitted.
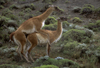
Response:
52,20,63,43
37,7,54,21
56,21,62,33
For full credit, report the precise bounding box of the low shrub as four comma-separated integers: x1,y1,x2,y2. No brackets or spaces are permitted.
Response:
52,7,64,15
43,17,69,30
0,5,4,9
62,21,69,29
72,6,81,13
42,0,57,3
1,9,19,21
23,13,34,19
85,20,100,31
19,12,24,16
60,41,80,57
22,3,35,10
45,16,57,25
29,3,35,10
9,4,20,9
6,14,19,20
0,0,5,5
43,23,57,30
0,64,21,68
43,16,57,30
39,5,49,13
95,7,100,16
34,65,59,68
32,57,80,68
62,29,93,43
24,8,32,12
0,15,10,27
0,0,11,5
72,17,82,23
65,0,70,3
84,4,94,9
2,8,12,16
9,4,16,9
0,29,10,42
80,4,94,15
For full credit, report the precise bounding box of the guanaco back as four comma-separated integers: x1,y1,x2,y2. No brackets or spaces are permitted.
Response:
25,17,67,62
10,5,61,62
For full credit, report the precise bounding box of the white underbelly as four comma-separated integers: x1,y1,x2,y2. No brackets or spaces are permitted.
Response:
36,33,48,45
22,27,36,34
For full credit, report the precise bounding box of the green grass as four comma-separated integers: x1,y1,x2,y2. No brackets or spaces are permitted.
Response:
32,57,80,68
34,65,59,68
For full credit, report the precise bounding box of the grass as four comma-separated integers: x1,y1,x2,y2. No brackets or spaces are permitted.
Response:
32,57,80,68
34,65,59,68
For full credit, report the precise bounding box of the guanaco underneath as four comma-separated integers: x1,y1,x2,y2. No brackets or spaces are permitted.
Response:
25,17,67,62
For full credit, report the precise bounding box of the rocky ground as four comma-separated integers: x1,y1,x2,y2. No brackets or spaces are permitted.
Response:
0,0,100,68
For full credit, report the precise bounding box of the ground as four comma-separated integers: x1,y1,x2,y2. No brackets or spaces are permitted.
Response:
0,0,100,68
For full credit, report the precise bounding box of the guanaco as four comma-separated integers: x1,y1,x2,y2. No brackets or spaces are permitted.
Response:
10,5,61,62
25,17,67,62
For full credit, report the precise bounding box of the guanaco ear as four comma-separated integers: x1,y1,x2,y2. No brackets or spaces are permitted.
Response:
59,17,67,21
54,6,63,13
48,5,55,7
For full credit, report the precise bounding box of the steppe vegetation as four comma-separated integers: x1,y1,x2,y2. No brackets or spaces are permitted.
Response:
0,0,100,68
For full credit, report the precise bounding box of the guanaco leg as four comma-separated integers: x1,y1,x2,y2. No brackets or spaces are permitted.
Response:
26,33,38,62
14,32,30,62
15,40,23,60
46,43,51,56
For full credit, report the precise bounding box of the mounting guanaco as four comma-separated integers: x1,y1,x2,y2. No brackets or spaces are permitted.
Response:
10,5,61,62
25,17,67,62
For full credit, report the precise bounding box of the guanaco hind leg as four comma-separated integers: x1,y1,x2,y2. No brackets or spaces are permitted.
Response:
25,43,37,62
16,45,23,60
14,32,31,62
26,34,38,62
28,45,36,62
13,36,23,60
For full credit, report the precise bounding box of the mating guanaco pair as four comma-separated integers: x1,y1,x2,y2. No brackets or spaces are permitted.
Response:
10,5,67,62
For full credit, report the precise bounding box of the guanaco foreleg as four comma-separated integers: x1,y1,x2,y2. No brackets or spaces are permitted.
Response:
46,43,51,56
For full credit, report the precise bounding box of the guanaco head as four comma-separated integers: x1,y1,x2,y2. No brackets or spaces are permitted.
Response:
57,17,67,22
49,5,63,12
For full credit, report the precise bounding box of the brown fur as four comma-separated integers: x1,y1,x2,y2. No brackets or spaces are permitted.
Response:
10,32,15,41
26,17,67,62
10,5,61,62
